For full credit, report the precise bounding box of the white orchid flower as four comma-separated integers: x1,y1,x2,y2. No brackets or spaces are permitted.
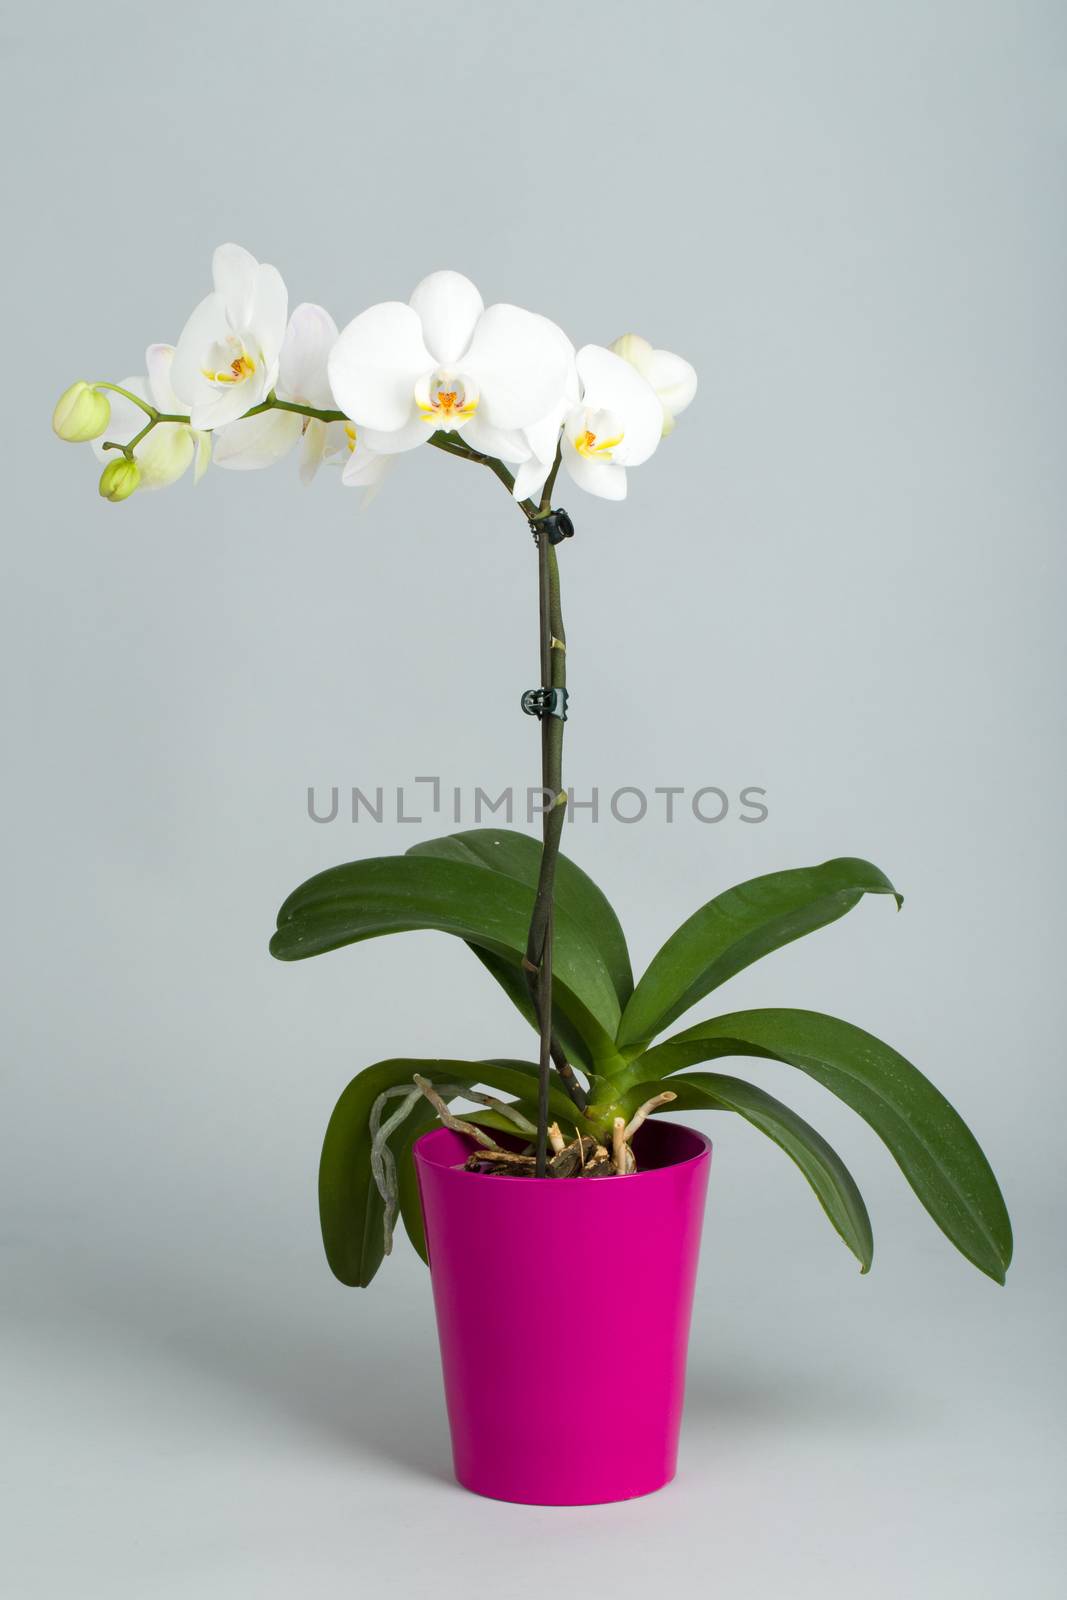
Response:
91,345,210,490
170,243,288,431
512,345,662,503
327,270,573,460
213,303,342,483
609,334,697,437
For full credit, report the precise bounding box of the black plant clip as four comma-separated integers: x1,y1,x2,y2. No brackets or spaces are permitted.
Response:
533,508,575,546
521,686,569,722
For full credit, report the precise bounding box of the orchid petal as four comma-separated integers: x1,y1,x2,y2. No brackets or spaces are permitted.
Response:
213,408,301,470
512,458,551,502
193,432,211,484
463,415,531,461
562,434,627,500
188,370,274,432
342,444,391,489
213,243,259,329
524,393,572,468
145,345,185,414
643,348,698,418
360,412,435,455
170,293,229,408
251,262,288,364
328,302,433,432
280,303,338,408
299,418,330,485
575,345,662,466
463,304,574,430
409,271,483,366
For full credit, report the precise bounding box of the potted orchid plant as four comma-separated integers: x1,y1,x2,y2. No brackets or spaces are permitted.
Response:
54,243,1012,1506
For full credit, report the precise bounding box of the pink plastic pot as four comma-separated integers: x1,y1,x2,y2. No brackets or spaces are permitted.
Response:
414,1119,712,1505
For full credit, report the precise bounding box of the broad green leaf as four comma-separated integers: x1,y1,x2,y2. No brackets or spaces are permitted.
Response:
396,1112,433,1265
320,1059,433,1288
272,855,621,1062
617,858,901,1051
621,1071,873,1272
319,1057,562,1286
639,1010,1012,1283
465,944,595,1076
384,1096,439,1272
408,829,634,1008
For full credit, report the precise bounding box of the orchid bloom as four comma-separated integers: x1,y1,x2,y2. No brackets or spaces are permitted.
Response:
213,303,342,483
170,244,287,431
58,247,698,516
512,345,663,503
609,334,697,436
91,345,210,490
327,270,573,461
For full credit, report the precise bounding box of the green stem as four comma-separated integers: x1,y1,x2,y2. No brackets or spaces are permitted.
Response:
94,386,349,459
427,437,587,1136
92,381,159,417
523,534,571,1099
243,396,346,424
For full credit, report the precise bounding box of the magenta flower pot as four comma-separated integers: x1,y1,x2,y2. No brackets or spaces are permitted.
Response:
414,1119,712,1505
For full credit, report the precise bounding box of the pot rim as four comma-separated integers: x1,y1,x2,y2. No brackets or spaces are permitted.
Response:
413,1119,712,1185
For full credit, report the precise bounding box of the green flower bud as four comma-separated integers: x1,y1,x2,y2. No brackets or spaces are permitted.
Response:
53,382,111,443
98,456,141,503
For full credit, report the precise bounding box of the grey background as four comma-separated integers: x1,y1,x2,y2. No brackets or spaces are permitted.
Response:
3,1,1064,1594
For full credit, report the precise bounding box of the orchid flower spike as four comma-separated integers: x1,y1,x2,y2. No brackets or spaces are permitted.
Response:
92,346,210,490
327,270,574,462
214,303,343,484
513,345,663,503
170,243,288,431
610,334,697,437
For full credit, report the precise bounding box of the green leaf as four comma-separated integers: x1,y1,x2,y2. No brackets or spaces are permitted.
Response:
617,858,901,1051
464,944,595,1076
396,1113,432,1265
639,1009,1012,1283
319,1059,431,1288
385,1096,439,1270
408,829,634,1008
272,855,621,1063
319,1057,561,1286
621,1071,873,1272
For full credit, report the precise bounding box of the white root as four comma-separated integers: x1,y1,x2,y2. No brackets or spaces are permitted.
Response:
368,1073,541,1245
464,1091,538,1138
368,1082,437,1255
622,1090,678,1143
547,1121,566,1155
611,1116,636,1175
413,1075,499,1147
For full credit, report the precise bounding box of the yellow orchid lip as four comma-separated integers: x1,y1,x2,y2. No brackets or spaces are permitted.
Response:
202,350,256,385
417,387,479,423
414,366,480,427
574,427,623,460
